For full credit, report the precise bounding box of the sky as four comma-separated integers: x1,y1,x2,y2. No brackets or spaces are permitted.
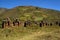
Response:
0,0,60,11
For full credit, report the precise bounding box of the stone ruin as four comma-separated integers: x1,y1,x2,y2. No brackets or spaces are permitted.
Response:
13,18,20,26
1,18,60,28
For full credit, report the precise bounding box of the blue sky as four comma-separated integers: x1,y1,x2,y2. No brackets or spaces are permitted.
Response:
0,0,60,11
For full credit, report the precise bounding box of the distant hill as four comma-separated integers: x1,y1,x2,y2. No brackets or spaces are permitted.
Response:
0,8,7,14
0,6,60,21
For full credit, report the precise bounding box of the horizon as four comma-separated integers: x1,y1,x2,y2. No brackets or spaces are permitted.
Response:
0,5,60,11
0,0,60,11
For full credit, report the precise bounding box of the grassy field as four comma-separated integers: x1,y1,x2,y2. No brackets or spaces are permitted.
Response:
0,6,60,40
0,26,60,40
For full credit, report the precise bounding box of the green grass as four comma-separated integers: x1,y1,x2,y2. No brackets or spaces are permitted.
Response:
0,26,60,40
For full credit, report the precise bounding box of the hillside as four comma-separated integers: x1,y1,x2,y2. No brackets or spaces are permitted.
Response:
0,8,7,14
0,6,60,40
0,6,60,21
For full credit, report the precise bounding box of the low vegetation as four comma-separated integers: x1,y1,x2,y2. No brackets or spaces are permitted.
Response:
0,26,60,40
0,6,60,40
